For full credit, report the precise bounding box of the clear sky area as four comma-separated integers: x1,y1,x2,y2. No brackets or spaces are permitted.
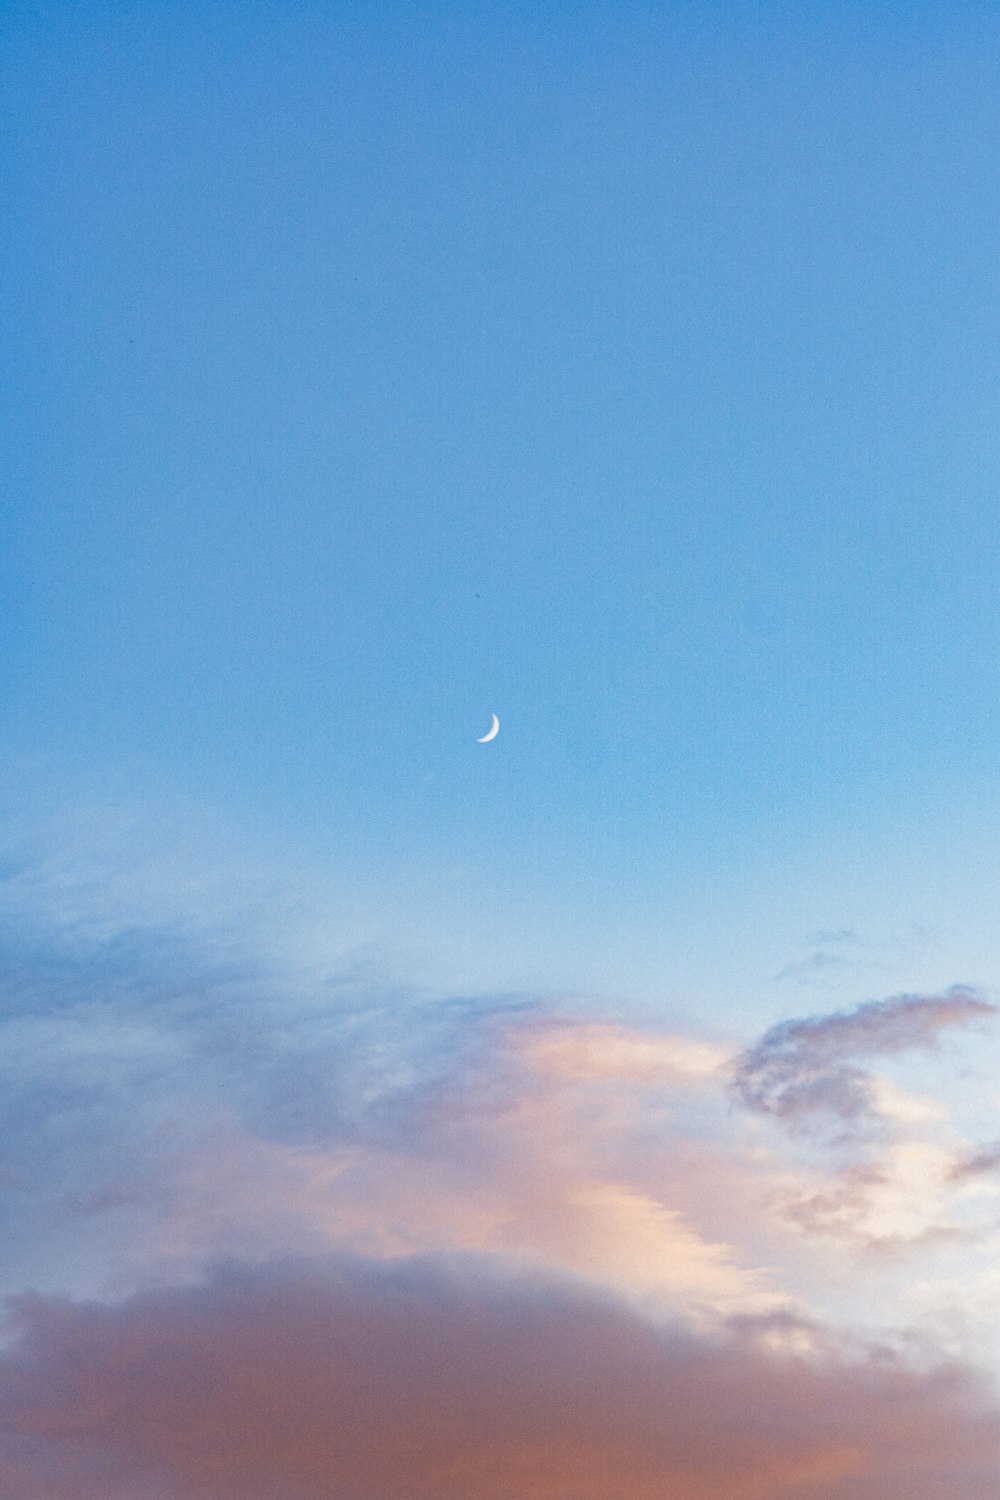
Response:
3,5,1000,1496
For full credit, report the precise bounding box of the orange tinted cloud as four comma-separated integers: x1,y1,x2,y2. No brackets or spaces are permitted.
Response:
0,883,997,1497
3,1257,998,1500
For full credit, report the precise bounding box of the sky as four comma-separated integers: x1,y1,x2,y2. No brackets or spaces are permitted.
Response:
3,2,1000,1495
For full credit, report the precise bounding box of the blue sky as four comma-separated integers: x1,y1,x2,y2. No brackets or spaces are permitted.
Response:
6,26,1000,772
8,3,1000,1010
3,10,1000,1492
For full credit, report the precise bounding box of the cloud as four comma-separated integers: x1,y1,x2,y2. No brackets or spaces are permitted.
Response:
1,1256,998,1500
109,1016,775,1316
773,929,863,985
0,881,993,1314
0,833,998,1497
949,1143,1000,1181
512,1018,730,1083
779,1144,989,1253
730,992,1000,1255
0,874,777,1316
773,950,853,984
732,989,996,1138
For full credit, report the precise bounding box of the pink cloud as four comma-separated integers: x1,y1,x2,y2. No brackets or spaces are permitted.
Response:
0,875,996,1499
2,1257,997,1500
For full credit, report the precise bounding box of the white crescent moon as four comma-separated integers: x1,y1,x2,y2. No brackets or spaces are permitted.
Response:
477,714,500,743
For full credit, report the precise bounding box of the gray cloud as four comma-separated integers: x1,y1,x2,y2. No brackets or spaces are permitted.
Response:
949,1143,1000,1181
733,989,996,1137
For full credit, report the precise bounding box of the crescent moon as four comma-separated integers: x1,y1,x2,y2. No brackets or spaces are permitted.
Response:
477,714,500,743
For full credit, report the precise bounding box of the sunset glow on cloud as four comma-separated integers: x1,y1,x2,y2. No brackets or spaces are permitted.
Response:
0,844,996,1497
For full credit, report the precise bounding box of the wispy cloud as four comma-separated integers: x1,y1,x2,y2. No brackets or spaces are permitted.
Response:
732,990,996,1137
729,992,999,1256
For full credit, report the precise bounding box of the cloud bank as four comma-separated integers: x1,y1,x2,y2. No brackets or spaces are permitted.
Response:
0,841,997,1496
3,1258,999,1500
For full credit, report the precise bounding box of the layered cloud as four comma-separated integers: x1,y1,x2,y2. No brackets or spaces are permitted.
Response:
0,840,998,1495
